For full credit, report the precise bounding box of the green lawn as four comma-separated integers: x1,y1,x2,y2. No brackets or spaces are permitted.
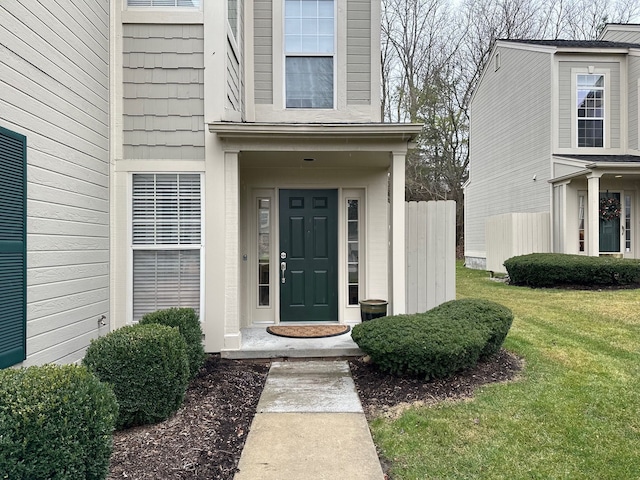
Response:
371,262,640,479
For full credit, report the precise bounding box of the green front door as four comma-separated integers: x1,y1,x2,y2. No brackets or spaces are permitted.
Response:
279,189,338,322
599,192,622,253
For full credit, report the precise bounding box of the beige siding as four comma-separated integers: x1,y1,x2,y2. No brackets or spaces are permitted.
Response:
629,55,640,151
254,0,273,104
0,0,110,365
346,0,371,105
123,24,204,160
558,60,621,149
465,46,552,258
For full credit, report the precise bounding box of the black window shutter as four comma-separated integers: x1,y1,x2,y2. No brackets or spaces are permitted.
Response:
0,126,26,368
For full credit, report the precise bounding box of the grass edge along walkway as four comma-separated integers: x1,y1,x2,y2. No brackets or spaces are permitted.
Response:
370,262,640,480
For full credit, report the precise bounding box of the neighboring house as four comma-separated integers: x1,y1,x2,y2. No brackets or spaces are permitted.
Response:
465,24,640,272
110,0,421,355
0,2,110,368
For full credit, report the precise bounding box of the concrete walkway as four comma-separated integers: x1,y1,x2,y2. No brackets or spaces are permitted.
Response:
234,360,385,480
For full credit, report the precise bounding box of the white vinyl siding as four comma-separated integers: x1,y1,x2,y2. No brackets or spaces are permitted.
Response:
132,174,202,321
0,1,110,366
466,46,552,257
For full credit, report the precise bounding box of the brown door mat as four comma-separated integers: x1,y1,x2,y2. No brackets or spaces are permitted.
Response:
266,325,351,339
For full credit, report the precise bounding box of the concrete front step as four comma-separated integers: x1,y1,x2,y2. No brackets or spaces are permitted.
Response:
221,326,363,359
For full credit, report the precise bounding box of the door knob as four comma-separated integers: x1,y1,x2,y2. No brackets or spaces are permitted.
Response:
280,261,287,284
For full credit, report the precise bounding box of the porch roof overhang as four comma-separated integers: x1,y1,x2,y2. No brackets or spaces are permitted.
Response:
208,122,423,151
550,154,640,183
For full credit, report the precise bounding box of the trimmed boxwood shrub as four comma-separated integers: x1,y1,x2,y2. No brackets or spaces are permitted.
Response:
429,298,513,359
83,323,189,430
351,299,513,379
139,307,205,378
0,364,118,480
504,253,640,288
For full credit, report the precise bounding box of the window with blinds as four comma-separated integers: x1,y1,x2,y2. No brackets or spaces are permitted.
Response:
127,0,200,7
132,174,202,321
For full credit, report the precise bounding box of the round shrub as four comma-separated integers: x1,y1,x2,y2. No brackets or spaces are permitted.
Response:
429,299,514,358
0,364,118,480
351,299,513,378
83,323,189,430
139,307,205,378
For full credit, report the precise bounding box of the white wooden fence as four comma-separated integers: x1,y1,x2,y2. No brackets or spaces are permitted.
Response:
485,212,551,274
405,200,456,314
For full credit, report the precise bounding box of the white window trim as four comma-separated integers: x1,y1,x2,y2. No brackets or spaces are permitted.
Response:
250,188,276,323
127,172,205,324
125,0,201,9
571,67,610,149
341,189,365,315
282,0,337,110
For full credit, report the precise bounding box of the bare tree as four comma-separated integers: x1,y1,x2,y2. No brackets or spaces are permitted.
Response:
381,0,640,250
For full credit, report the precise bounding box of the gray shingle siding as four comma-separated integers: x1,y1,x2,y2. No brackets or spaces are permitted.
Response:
123,24,205,160
254,0,273,105
347,0,371,105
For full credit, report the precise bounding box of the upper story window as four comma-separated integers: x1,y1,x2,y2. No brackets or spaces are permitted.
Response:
284,0,334,108
127,0,200,7
577,74,604,147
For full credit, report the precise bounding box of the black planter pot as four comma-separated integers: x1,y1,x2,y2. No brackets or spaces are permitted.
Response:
359,299,388,321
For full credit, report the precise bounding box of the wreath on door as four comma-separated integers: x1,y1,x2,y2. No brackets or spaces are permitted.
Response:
599,196,621,221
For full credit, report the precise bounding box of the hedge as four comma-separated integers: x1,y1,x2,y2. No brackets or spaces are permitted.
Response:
504,253,640,288
0,364,118,480
139,307,205,378
351,299,513,378
83,323,189,430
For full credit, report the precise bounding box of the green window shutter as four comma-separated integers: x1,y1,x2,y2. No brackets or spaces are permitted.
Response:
0,126,26,369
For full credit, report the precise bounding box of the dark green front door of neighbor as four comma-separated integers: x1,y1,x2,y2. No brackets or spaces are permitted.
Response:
279,189,338,322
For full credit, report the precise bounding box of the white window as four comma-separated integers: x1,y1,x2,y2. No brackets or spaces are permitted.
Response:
347,199,359,305
127,0,200,7
132,174,202,321
284,0,334,108
577,74,604,147
257,198,271,307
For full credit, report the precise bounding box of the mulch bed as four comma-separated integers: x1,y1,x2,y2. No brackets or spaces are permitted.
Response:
107,356,270,480
349,349,523,420
107,350,523,479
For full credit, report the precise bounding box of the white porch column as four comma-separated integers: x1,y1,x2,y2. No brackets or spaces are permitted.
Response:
224,150,241,349
587,173,601,256
390,151,406,315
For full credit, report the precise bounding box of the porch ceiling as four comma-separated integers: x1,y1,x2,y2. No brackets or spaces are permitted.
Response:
239,150,391,168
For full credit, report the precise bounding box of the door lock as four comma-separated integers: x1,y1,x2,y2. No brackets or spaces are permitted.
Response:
280,261,287,284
